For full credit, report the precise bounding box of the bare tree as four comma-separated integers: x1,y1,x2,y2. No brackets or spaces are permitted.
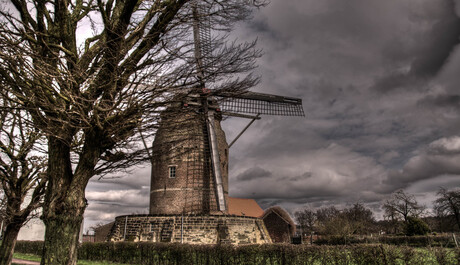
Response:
383,190,424,225
433,205,450,233
316,206,340,225
434,187,460,231
0,97,47,265
342,202,376,235
315,203,376,237
383,204,400,234
294,208,316,235
315,206,340,235
0,0,266,264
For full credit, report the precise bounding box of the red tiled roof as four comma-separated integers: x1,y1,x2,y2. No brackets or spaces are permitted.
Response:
228,197,264,217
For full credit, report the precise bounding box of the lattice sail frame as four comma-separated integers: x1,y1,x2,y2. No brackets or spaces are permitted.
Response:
192,1,305,118
216,91,305,116
192,0,227,212
192,0,214,82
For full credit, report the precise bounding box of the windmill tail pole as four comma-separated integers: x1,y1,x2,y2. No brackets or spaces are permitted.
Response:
229,113,260,148
207,110,227,212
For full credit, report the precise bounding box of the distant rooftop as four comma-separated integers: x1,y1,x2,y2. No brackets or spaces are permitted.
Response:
228,197,264,218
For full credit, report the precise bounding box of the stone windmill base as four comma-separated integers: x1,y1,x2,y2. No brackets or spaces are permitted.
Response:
108,214,272,244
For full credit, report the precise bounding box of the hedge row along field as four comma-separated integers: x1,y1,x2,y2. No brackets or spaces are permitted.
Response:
315,235,459,247
14,241,460,265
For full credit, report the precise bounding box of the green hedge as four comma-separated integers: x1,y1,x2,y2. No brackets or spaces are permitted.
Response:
315,235,456,247
14,241,43,256
14,241,460,265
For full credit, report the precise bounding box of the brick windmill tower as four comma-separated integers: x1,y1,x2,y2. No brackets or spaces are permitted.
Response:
149,93,230,215
109,1,303,244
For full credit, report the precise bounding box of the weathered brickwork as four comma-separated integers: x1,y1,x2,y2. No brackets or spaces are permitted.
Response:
150,101,229,215
108,214,272,245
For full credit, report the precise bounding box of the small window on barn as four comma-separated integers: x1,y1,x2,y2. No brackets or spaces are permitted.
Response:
168,166,177,178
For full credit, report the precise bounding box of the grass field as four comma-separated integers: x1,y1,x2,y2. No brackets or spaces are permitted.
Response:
13,253,129,265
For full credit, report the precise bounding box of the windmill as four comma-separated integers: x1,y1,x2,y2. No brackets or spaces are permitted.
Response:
149,1,304,216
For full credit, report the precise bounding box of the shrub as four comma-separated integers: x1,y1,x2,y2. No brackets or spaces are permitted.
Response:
404,217,431,236
14,241,43,256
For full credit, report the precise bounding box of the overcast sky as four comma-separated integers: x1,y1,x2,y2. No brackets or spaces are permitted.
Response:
83,0,460,231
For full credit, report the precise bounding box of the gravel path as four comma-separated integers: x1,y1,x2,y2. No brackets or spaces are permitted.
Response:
11,258,40,265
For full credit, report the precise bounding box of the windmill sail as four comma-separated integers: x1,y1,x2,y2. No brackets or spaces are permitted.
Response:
192,1,213,83
184,1,304,213
192,1,227,212
217,91,305,116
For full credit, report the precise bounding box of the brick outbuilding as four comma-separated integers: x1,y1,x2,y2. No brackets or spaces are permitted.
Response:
262,206,296,243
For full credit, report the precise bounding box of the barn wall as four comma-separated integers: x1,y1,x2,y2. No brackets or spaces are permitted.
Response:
263,212,292,243
94,222,115,242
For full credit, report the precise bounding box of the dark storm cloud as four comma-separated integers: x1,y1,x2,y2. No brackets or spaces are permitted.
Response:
408,175,460,194
235,166,272,181
84,202,148,225
371,0,460,93
84,168,151,228
417,94,460,112
384,136,460,190
227,0,460,215
84,186,150,227
230,142,388,205
87,166,151,191
409,0,460,77
371,74,422,94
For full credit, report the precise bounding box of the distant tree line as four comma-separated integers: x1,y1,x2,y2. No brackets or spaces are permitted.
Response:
295,203,377,239
295,188,460,238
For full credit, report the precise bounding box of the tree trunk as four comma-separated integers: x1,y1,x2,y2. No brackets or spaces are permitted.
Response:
41,134,99,265
0,222,22,265
454,211,460,231
41,136,86,265
41,185,86,265
41,213,82,265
